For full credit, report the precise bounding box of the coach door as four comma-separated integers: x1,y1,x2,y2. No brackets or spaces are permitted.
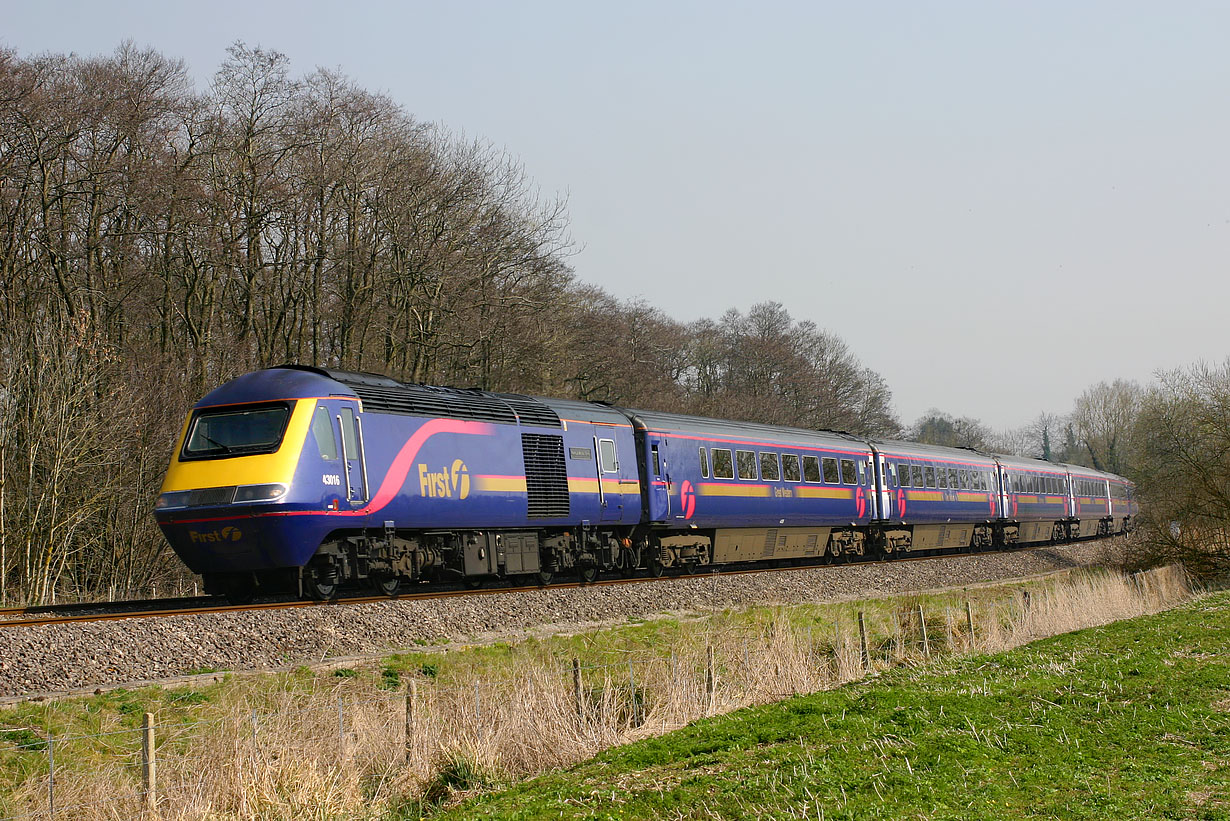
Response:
995,463,1010,519
644,435,673,522
872,450,893,521
337,407,368,505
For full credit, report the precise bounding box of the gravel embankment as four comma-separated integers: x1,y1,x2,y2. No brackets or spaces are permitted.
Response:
0,540,1128,699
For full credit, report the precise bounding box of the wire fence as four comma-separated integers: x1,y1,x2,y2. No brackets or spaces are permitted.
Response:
0,565,1192,820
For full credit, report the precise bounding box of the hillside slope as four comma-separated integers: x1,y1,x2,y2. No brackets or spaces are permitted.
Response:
440,590,1230,820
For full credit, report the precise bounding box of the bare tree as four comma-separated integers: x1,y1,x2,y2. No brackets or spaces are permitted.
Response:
1071,379,1143,474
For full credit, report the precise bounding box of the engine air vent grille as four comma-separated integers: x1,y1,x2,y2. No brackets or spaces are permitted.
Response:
280,366,563,427
496,393,562,427
349,384,517,424
522,434,570,519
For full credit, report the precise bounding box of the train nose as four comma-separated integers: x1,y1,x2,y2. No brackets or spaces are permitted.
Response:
158,516,270,574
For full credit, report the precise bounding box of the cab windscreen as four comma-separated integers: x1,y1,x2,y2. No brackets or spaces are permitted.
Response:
182,404,292,459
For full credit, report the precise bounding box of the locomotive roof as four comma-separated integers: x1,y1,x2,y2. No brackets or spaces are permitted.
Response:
275,366,564,428
617,407,869,449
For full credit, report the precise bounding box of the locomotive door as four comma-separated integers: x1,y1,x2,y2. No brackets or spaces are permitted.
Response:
593,429,622,522
337,407,368,505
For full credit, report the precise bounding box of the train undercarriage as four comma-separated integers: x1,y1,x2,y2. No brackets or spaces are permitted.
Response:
203,515,1134,604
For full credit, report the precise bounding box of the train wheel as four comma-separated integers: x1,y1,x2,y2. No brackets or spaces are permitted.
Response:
463,576,484,589
223,574,256,605
579,564,599,584
648,560,665,578
536,569,554,586
370,573,400,597
306,576,337,601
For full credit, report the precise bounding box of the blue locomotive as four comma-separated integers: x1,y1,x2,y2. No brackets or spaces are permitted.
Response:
154,366,1138,600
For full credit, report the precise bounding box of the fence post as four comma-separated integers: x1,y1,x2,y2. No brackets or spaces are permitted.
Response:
142,712,157,817
857,612,870,672
705,646,716,715
404,680,417,764
572,658,583,721
337,697,346,750
47,732,55,818
628,662,638,726
965,600,975,646
917,604,930,657
1021,590,1032,613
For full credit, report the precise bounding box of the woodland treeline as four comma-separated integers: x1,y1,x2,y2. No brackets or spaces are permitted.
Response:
0,43,898,604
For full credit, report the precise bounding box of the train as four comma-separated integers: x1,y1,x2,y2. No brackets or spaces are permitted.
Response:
153,365,1138,601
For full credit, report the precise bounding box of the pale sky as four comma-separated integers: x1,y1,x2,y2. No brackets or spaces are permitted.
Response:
5,1,1228,430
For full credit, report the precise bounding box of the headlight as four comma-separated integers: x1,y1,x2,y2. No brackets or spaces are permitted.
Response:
155,491,192,510
233,483,289,503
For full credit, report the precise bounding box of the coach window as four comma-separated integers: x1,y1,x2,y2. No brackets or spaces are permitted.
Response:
312,406,339,460
924,466,936,488
911,464,924,488
712,448,734,479
822,457,840,484
651,446,662,476
598,439,619,473
958,469,969,489
699,447,709,479
736,450,757,480
948,468,959,489
760,452,780,481
802,455,821,482
937,468,948,488
840,459,857,485
897,463,911,487
782,454,801,482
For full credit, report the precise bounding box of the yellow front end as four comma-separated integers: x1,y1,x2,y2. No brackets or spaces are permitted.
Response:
157,399,315,497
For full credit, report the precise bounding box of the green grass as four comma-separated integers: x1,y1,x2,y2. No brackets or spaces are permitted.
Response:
435,591,1230,820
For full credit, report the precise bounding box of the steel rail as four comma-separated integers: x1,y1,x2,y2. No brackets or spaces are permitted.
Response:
0,539,1079,630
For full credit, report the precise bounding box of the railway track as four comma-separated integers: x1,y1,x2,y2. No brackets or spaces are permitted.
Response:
0,541,1069,630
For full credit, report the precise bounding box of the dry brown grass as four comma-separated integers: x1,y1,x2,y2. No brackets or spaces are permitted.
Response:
0,565,1195,820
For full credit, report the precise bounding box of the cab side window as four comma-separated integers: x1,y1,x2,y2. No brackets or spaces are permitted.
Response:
312,406,338,460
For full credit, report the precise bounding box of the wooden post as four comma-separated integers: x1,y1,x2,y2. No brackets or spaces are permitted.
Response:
965,600,975,646
917,604,930,657
1022,590,1032,613
705,645,716,715
142,712,157,817
857,612,870,671
47,733,54,819
572,658,583,721
404,680,417,764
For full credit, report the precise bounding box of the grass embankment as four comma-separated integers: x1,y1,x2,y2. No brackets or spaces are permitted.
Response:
0,565,1202,819
445,584,1230,820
